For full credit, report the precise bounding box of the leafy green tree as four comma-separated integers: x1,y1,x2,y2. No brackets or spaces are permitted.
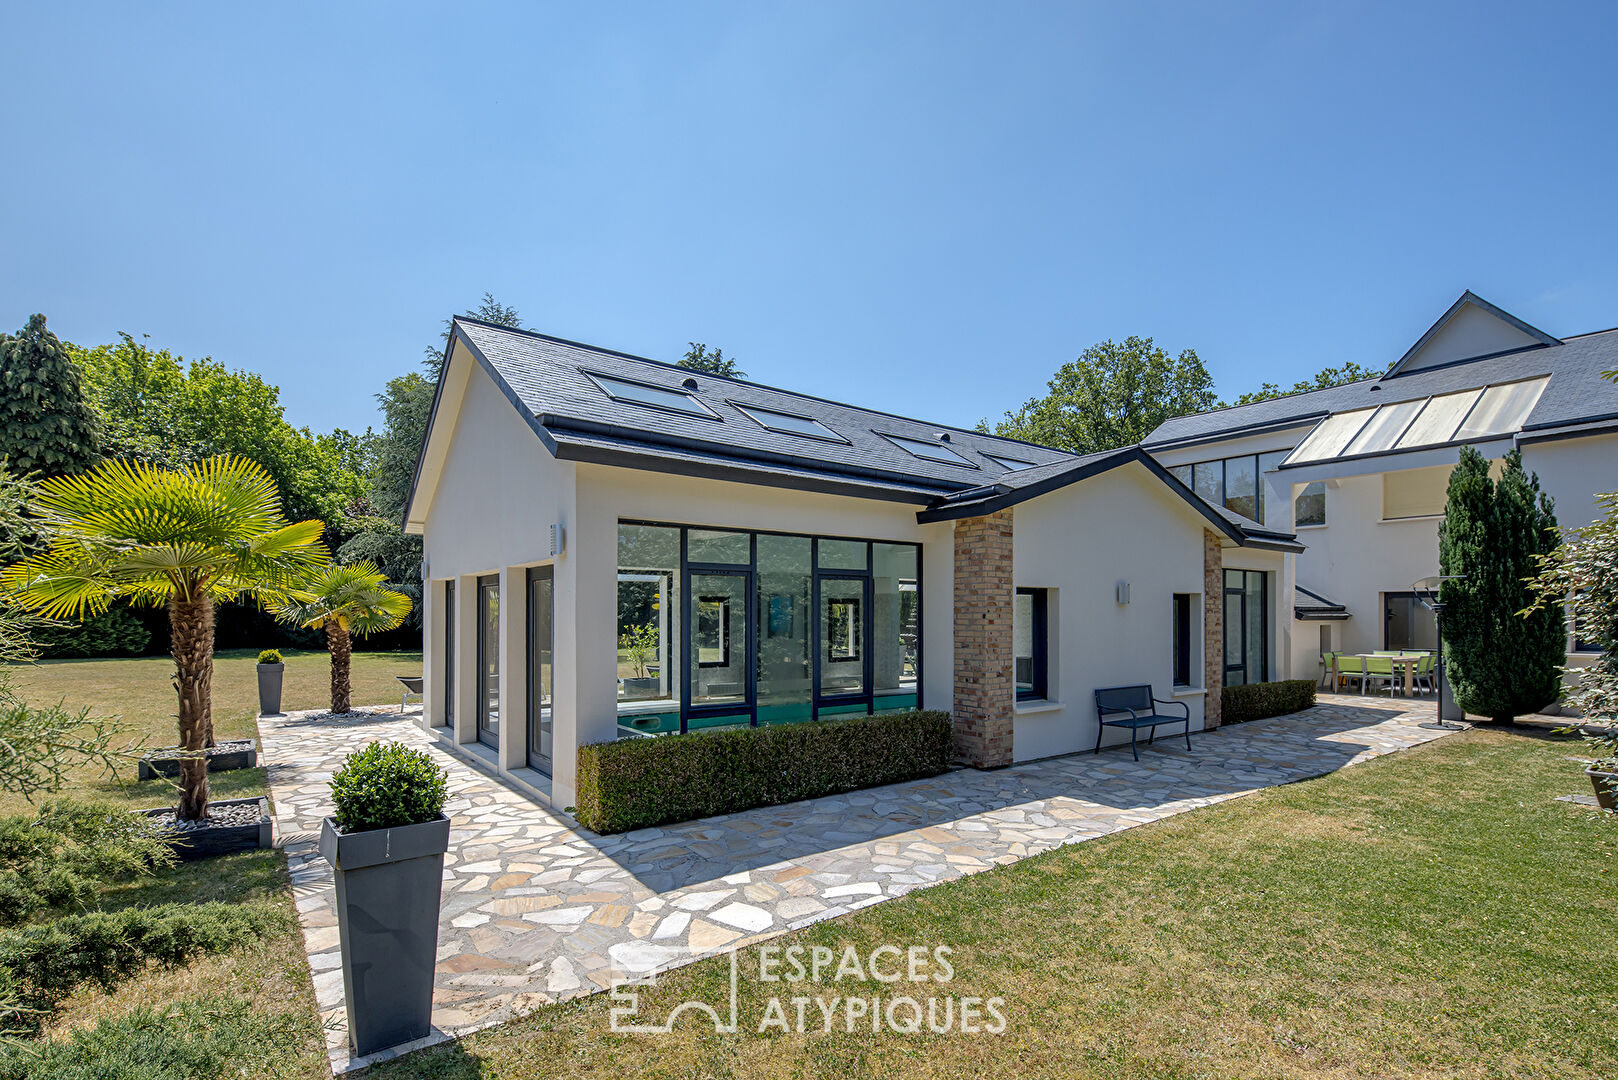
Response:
0,456,329,819
1220,361,1381,407
423,292,524,376
679,343,745,379
0,315,102,476
1438,447,1565,723
983,336,1216,453
273,562,411,714
69,333,366,537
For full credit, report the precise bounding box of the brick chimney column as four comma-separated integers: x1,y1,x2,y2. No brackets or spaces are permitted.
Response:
1203,529,1224,729
953,509,1014,767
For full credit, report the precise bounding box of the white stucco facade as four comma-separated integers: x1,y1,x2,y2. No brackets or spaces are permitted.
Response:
407,341,1292,806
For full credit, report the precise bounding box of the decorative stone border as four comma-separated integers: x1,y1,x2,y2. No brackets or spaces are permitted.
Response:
139,795,272,860
137,738,258,780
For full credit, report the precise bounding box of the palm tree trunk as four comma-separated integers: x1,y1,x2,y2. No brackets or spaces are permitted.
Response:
327,622,352,714
170,591,215,821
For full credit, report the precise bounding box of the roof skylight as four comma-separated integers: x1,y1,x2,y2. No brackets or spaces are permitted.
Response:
585,371,719,419
879,432,977,467
1282,378,1547,467
732,403,847,443
983,452,1037,471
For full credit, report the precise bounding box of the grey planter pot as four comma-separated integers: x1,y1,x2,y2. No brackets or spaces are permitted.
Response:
257,662,285,715
1588,767,1618,812
319,814,451,1057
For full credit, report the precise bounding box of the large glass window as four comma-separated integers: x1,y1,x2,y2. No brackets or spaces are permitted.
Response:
873,543,920,713
1222,569,1268,687
757,534,813,726
527,566,553,772
617,522,922,733
1384,593,1438,651
1192,461,1223,508
617,524,680,735
477,574,499,748
443,580,455,727
1014,588,1048,700
1224,456,1258,522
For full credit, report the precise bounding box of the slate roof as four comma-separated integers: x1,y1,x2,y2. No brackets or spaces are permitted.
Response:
452,318,1070,498
434,319,1298,549
1143,326,1618,452
1294,585,1350,620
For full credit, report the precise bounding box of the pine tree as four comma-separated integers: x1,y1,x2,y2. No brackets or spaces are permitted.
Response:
0,315,102,476
1438,446,1565,723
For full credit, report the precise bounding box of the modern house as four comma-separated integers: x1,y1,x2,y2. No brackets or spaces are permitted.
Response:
1144,292,1618,694
404,319,1299,808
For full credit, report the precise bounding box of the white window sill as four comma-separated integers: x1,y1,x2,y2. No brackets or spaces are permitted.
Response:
1014,699,1065,716
1379,514,1444,524
1171,686,1207,697
1295,523,1328,531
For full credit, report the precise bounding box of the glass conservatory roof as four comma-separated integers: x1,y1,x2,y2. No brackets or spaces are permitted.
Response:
1281,377,1547,467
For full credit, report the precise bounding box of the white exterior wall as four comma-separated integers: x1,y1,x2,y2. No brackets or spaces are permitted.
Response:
416,353,955,808
1010,461,1285,762
1523,433,1618,535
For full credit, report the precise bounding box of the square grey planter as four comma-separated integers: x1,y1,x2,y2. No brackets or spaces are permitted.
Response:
137,739,257,780
319,814,451,1057
138,796,271,861
257,662,285,715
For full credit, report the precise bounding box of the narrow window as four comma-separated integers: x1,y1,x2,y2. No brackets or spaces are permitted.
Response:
1173,594,1193,687
1014,588,1049,701
1295,481,1327,526
443,579,455,726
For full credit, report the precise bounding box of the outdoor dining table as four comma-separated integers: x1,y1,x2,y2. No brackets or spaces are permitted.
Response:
1332,653,1422,696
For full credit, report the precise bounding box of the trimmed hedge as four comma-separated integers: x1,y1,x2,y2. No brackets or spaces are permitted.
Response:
575,710,954,834
1221,679,1317,725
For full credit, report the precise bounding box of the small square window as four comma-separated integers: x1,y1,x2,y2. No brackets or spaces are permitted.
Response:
1295,481,1326,526
1014,588,1049,700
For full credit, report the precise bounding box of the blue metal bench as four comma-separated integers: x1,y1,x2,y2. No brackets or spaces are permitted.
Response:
1094,684,1192,760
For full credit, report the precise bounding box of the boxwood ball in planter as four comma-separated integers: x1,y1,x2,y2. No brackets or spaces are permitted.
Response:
318,741,450,1057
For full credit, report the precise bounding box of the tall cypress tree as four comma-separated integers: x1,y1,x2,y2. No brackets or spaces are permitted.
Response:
1438,446,1565,723
0,314,102,476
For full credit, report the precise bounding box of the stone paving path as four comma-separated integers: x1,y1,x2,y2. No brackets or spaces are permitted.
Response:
260,694,1456,1072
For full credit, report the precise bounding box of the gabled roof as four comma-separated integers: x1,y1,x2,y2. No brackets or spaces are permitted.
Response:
1386,291,1560,378
407,319,1301,551
413,318,1072,517
1144,299,1618,454
913,445,1305,551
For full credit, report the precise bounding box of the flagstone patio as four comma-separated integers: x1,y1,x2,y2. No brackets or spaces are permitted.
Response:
260,694,1459,1072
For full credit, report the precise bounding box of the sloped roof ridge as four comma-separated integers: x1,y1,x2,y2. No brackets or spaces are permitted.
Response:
451,316,1076,457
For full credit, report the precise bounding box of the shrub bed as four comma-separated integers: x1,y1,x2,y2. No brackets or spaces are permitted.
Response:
575,710,954,834
0,900,285,1033
1222,679,1317,725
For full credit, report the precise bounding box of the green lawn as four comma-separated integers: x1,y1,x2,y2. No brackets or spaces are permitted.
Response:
8,682,1614,1079
362,726,1616,1080
1,648,421,817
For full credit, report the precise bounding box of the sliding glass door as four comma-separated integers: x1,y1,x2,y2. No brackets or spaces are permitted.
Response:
1223,569,1268,687
476,574,499,748
527,566,553,772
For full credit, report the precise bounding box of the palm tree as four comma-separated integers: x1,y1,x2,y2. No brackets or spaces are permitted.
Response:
274,562,412,714
0,456,328,820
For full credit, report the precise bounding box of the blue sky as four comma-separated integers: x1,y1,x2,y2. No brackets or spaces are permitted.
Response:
4,2,1616,436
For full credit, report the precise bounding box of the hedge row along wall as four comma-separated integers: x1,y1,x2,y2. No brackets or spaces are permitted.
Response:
574,710,954,834
1220,679,1317,725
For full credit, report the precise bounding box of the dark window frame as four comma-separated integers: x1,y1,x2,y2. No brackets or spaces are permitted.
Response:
475,574,500,749
1173,593,1194,687
526,565,553,774
628,520,922,733
695,594,733,668
1015,587,1049,702
1222,569,1269,686
443,579,455,727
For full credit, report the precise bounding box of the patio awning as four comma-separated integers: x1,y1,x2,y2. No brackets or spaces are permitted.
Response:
1295,585,1350,621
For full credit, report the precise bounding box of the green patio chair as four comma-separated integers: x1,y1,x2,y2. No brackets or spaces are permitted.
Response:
1363,654,1398,695
1319,651,1337,689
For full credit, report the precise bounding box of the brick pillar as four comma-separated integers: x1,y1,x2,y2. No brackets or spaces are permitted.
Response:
1203,529,1223,729
953,509,1014,768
